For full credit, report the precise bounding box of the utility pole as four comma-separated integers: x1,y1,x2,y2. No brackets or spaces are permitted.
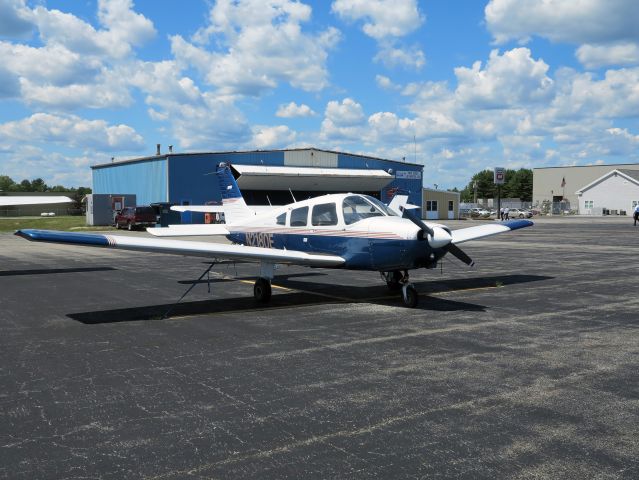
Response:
473,181,478,205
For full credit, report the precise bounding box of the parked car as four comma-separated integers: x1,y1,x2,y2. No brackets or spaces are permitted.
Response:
506,208,533,219
115,206,157,230
470,207,491,217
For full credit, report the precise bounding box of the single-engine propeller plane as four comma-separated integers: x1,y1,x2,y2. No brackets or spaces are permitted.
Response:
15,163,532,307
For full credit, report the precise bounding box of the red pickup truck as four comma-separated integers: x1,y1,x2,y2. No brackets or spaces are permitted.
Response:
114,206,157,230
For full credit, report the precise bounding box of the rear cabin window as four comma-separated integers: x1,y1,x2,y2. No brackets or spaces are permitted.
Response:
312,203,338,226
342,195,385,225
276,213,286,225
290,206,308,226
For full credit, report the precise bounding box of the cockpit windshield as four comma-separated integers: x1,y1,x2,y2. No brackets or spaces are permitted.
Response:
342,195,395,225
362,195,397,217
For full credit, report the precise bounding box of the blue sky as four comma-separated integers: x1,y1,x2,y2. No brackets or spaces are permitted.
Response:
1,0,638,189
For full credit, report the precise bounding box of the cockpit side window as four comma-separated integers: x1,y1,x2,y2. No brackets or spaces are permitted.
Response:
290,206,308,226
342,195,385,224
276,213,286,225
311,203,338,226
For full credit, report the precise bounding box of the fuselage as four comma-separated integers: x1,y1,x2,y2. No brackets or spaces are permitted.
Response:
224,193,447,271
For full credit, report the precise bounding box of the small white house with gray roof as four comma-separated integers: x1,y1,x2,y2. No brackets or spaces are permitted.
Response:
575,169,639,215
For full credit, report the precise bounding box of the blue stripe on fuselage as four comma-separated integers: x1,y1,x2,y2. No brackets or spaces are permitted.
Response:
15,229,110,246
228,231,435,270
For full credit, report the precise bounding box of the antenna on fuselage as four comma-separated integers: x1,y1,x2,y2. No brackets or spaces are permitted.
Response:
288,188,297,203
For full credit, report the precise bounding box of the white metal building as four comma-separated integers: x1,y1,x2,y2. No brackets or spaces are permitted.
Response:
533,163,639,213
575,169,639,215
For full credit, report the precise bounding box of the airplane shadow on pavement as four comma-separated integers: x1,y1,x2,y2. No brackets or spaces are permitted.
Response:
67,273,553,325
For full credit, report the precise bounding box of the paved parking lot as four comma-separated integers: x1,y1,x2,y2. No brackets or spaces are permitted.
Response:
1,217,638,478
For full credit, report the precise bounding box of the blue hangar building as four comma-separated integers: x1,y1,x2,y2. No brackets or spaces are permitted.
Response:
92,148,423,221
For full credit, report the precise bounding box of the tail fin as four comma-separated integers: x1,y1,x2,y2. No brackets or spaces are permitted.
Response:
217,163,254,224
387,195,419,216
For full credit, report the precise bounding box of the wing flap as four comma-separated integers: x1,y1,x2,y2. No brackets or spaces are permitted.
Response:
451,219,533,244
15,229,345,267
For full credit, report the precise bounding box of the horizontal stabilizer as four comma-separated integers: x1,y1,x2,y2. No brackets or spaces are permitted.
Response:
451,219,533,244
170,205,225,213
147,224,229,237
387,195,419,216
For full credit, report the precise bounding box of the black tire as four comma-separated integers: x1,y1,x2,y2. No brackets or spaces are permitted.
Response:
402,285,418,308
519,214,524,218
254,278,272,303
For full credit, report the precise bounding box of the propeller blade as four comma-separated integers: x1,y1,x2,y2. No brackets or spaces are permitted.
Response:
447,243,475,267
400,205,434,236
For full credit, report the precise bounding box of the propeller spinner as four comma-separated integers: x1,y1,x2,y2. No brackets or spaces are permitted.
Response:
400,206,475,267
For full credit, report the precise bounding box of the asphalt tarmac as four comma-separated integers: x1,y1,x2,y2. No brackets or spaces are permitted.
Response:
1,217,638,479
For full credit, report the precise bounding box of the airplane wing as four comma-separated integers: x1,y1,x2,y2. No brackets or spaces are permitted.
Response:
15,229,345,267
147,224,230,237
0,196,73,207
451,219,533,244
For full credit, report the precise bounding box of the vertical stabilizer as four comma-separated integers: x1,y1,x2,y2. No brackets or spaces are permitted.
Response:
217,163,254,224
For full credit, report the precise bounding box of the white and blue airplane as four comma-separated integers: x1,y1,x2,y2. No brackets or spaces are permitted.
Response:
15,163,532,307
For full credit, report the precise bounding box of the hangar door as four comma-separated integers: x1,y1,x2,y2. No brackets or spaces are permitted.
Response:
231,165,393,204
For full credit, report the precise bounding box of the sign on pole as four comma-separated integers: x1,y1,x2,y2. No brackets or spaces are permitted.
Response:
494,167,505,185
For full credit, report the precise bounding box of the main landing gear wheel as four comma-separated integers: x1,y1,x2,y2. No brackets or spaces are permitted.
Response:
402,283,419,308
254,277,272,303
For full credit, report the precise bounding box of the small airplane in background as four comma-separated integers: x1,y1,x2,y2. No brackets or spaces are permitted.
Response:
15,164,532,307
0,196,73,207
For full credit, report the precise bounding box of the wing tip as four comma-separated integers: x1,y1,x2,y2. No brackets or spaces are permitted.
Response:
501,219,534,231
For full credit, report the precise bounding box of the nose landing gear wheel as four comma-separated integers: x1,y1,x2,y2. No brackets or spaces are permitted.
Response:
254,277,272,303
402,283,419,308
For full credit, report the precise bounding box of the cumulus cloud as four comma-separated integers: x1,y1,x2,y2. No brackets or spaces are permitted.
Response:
485,0,639,68
374,43,425,70
0,0,32,38
31,0,156,59
276,102,316,118
375,74,399,90
126,59,251,149
576,42,639,69
332,0,425,71
321,98,367,142
252,125,297,148
0,113,145,151
0,0,157,111
0,64,20,98
331,0,423,40
549,67,639,119
171,0,340,96
454,48,554,108
325,98,365,125
486,0,639,45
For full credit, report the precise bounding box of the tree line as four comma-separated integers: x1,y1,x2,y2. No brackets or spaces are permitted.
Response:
458,168,532,203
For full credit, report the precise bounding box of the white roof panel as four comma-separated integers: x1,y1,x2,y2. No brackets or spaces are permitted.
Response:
231,165,393,191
